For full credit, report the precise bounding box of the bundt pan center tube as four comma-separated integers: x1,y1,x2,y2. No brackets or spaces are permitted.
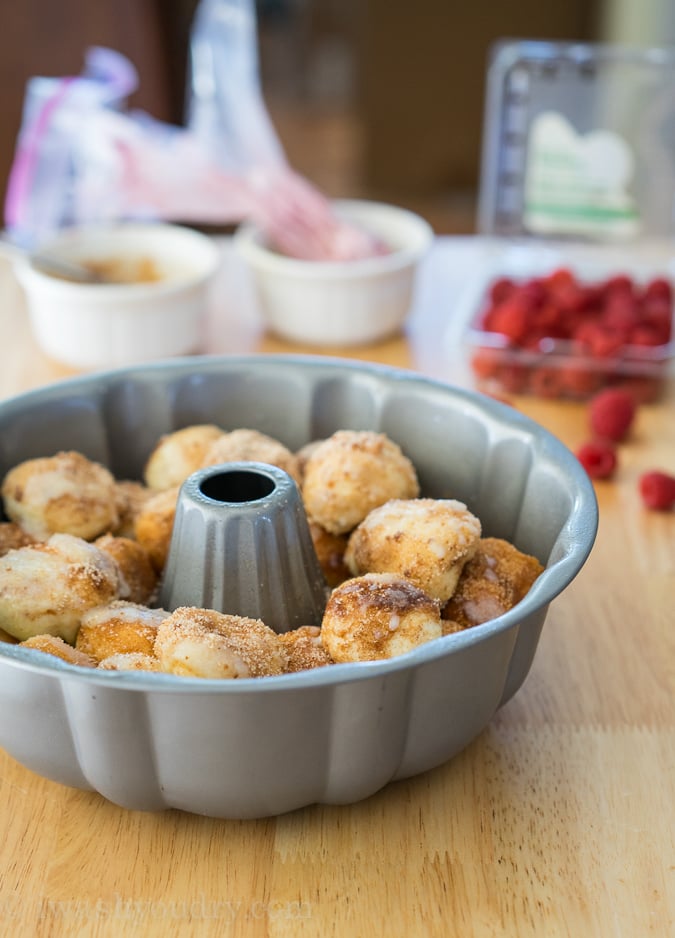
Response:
0,355,598,819
160,461,328,631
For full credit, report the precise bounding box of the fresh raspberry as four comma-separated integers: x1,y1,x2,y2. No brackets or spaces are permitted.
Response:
520,278,546,308
488,277,516,305
641,295,672,329
579,284,604,312
638,471,675,510
588,388,636,441
550,282,586,317
545,267,576,291
602,274,635,300
572,321,624,359
535,302,568,336
477,271,671,403
589,325,626,359
629,324,668,347
489,298,531,343
602,294,639,336
576,439,618,479
642,277,672,304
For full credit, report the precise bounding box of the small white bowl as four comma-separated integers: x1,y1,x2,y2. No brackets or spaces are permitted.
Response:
15,222,221,370
234,199,434,346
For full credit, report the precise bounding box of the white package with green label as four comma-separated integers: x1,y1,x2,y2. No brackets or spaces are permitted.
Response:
478,41,675,240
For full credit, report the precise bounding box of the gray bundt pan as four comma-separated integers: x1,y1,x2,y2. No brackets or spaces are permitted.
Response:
0,356,597,818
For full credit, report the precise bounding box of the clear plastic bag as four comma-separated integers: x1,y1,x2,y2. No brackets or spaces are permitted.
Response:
4,46,139,247
4,0,384,260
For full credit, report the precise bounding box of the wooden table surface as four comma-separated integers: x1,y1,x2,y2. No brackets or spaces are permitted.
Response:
0,239,673,937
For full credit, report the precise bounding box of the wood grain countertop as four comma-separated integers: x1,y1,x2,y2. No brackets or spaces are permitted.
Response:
0,238,672,937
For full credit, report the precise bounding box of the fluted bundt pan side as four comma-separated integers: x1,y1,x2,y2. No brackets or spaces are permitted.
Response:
0,356,597,818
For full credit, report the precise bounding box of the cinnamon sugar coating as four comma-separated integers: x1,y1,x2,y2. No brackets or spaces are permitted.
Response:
302,431,420,535
98,652,161,672
308,521,351,588
295,439,324,486
134,486,179,573
155,607,289,679
0,522,35,556
0,428,548,677
112,480,154,539
278,625,334,672
441,537,544,630
95,534,158,605
144,425,224,491
321,572,442,663
76,600,169,662
1,450,118,541
0,533,125,643
20,634,97,668
345,498,481,603
202,429,301,485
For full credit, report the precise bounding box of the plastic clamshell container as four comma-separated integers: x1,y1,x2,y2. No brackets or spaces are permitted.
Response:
458,239,675,400
478,40,675,241
0,356,597,818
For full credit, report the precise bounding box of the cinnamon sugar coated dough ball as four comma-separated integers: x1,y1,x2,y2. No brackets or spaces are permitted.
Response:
442,537,544,630
440,617,465,636
94,534,158,604
20,634,97,668
278,625,334,672
98,652,161,672
134,486,179,572
0,522,35,556
202,429,301,484
308,521,351,588
75,600,170,662
112,480,154,539
0,533,125,642
144,425,224,490
301,431,420,535
1,450,118,540
321,573,442,663
295,439,324,486
345,498,482,603
155,607,289,679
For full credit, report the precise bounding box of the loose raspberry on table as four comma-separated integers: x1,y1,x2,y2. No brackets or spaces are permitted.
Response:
588,388,636,441
576,439,618,479
638,471,675,510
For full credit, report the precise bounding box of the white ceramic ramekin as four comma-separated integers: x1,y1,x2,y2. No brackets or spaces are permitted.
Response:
14,222,221,370
234,200,434,346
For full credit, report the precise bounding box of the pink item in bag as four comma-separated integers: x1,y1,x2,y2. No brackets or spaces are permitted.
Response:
4,1,387,261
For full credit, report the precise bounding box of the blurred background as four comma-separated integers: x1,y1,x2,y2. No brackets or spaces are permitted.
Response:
2,0,675,235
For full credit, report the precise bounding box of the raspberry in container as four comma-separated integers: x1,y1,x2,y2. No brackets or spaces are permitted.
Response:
460,242,675,401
